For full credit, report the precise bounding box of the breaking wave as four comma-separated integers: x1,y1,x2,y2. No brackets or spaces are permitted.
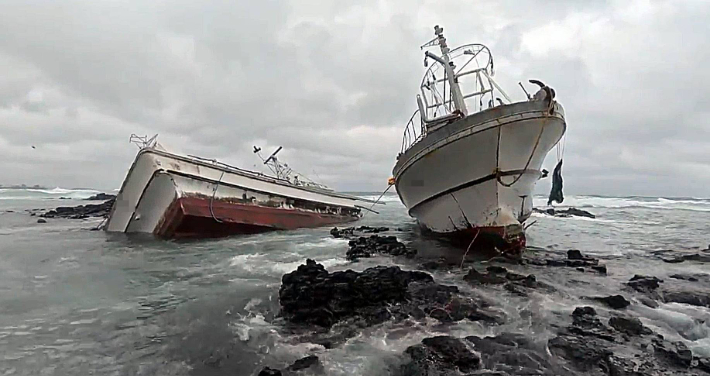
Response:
533,195,710,212
0,187,100,200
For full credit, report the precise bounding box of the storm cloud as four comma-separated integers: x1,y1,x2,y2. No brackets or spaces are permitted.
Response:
1,0,709,197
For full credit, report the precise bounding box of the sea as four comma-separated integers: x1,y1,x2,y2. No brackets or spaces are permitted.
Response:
1,187,709,375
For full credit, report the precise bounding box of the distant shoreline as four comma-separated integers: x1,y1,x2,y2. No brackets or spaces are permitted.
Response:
0,185,49,190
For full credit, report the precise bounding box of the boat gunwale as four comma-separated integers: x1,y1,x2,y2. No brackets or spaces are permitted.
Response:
393,101,566,179
136,148,377,204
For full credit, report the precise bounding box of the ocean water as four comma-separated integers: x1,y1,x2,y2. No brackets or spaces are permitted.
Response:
1,188,709,375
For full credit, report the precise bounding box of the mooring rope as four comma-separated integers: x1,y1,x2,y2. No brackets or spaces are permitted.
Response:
209,171,225,223
361,181,394,217
496,122,546,188
460,228,481,269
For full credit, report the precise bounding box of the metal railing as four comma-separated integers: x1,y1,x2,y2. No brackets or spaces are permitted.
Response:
400,109,425,154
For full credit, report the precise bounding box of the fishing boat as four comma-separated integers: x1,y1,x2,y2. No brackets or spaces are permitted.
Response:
105,135,371,238
393,26,567,252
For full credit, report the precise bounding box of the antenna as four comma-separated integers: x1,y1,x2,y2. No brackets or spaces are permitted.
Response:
518,82,531,100
264,146,282,165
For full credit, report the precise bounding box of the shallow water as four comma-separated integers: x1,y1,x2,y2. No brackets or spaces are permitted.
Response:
1,189,709,375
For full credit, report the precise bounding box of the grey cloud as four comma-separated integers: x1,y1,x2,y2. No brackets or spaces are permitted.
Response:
0,0,709,198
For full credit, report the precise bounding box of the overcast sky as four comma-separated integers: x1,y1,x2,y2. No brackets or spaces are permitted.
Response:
1,0,709,197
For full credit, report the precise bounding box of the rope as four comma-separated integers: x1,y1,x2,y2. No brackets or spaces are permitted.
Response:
460,229,481,269
209,171,225,223
496,121,546,188
94,216,108,231
362,183,393,217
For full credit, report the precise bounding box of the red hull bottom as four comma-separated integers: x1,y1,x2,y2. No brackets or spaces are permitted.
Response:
155,197,359,239
423,224,526,257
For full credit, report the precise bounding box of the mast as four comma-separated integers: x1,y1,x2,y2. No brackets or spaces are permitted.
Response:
431,25,467,116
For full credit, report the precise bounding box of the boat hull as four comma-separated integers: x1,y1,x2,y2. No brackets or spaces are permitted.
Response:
394,101,566,251
106,148,364,238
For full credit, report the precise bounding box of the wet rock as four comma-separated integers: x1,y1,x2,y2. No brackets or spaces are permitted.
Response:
419,258,455,271
589,294,631,309
346,235,416,261
549,306,701,375
697,357,710,373
40,198,114,219
549,308,617,372
609,316,652,336
258,367,282,376
653,338,693,368
669,274,700,282
330,226,390,239
568,249,596,261
85,193,116,201
257,356,321,376
533,207,595,218
279,260,501,330
465,333,569,375
286,355,321,372
330,227,354,238
463,268,506,285
591,265,608,274
530,250,601,268
663,252,710,263
548,334,613,372
398,336,480,376
464,268,554,297
628,275,663,292
662,289,710,308
560,306,617,343
37,218,47,223
486,265,508,274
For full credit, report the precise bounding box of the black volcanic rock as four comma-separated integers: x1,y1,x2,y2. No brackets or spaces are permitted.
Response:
345,235,416,261
257,355,322,376
465,333,569,375
398,336,480,375
40,198,114,219
529,250,602,269
589,294,631,309
533,207,595,218
653,338,693,368
609,316,652,336
279,260,503,329
330,226,391,239
662,289,710,308
463,268,507,285
85,193,116,201
628,275,663,292
258,367,282,376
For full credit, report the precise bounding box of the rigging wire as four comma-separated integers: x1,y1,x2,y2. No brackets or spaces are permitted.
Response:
209,171,225,223
362,183,394,218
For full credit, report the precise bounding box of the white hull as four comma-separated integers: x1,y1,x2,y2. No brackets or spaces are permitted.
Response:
394,101,566,235
105,148,366,237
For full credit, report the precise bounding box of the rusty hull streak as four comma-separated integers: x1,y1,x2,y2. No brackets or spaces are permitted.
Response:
422,224,526,255
154,195,359,239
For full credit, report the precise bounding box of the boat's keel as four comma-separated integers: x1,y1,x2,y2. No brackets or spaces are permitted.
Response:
425,223,526,257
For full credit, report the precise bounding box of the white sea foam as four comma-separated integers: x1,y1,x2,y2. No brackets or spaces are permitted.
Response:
530,212,617,223
533,195,710,212
0,187,100,200
229,253,348,276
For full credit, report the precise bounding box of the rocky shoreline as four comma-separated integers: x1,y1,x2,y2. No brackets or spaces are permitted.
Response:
253,227,710,376
29,194,115,220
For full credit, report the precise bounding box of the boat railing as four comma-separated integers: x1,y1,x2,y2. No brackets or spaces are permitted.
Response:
186,154,294,185
400,109,425,154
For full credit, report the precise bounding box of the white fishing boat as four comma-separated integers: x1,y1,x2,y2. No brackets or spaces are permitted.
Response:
393,26,566,252
105,136,372,238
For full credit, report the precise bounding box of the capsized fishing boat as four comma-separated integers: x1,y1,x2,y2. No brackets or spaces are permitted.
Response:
105,135,373,238
393,26,567,252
